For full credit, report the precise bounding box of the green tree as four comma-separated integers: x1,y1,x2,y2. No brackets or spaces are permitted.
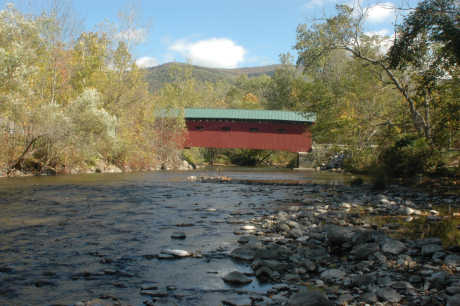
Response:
70,32,110,94
295,1,459,144
0,4,43,174
389,0,460,143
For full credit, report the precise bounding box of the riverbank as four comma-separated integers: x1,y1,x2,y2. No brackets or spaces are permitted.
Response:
0,159,194,178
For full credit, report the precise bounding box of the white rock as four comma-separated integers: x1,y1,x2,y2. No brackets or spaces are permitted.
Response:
161,249,192,257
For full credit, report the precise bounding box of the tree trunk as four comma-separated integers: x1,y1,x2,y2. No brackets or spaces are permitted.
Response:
424,90,432,140
7,135,41,176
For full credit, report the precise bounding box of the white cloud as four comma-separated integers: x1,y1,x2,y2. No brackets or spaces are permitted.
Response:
136,56,158,68
365,2,395,23
169,38,246,68
115,28,147,44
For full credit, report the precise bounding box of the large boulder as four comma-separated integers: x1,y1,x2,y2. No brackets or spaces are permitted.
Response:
178,159,194,170
326,225,354,246
351,243,380,260
230,247,256,261
255,244,291,260
222,271,252,285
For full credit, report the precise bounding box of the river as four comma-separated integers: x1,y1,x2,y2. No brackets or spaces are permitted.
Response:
0,168,353,306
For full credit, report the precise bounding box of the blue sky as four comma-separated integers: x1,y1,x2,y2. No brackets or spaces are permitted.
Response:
2,0,421,68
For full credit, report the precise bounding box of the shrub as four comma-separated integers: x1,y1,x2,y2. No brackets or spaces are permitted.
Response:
379,135,439,177
343,146,379,173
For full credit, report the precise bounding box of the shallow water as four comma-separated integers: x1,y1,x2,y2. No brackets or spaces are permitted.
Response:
0,168,351,305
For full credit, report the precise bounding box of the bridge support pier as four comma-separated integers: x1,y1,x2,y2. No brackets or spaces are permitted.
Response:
294,151,315,170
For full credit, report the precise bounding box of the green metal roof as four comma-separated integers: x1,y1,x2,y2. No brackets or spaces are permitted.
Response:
184,108,315,123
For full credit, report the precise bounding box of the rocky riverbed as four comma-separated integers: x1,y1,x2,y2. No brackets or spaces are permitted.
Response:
73,178,460,306
220,183,460,306
1,171,459,305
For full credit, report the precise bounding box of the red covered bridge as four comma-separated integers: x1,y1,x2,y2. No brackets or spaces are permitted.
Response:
183,108,315,153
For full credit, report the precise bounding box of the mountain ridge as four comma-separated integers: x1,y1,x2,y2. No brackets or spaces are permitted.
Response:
143,62,283,91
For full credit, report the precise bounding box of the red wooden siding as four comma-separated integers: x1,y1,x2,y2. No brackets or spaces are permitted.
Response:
184,120,313,152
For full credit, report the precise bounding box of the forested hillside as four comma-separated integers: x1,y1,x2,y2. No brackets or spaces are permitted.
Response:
144,62,282,91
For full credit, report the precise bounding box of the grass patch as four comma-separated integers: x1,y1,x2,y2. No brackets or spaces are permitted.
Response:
365,209,460,247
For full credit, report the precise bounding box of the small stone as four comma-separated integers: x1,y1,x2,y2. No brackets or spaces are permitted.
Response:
222,296,253,306
382,239,406,255
287,288,333,306
222,271,252,285
377,287,402,303
287,228,303,239
320,269,346,283
409,275,423,283
157,253,176,259
337,293,353,305
279,223,290,232
83,299,113,306
397,254,417,268
447,294,460,306
417,237,442,246
351,243,380,260
447,286,460,295
445,254,460,267
374,252,387,264
171,231,186,239
255,266,273,282
401,206,416,215
141,285,158,290
422,244,443,256
429,271,448,289
240,225,256,231
304,259,317,272
326,225,354,246
284,273,300,283
362,291,378,303
314,279,324,287
160,249,192,257
391,281,414,290
230,247,256,261
141,290,168,297
238,236,251,244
